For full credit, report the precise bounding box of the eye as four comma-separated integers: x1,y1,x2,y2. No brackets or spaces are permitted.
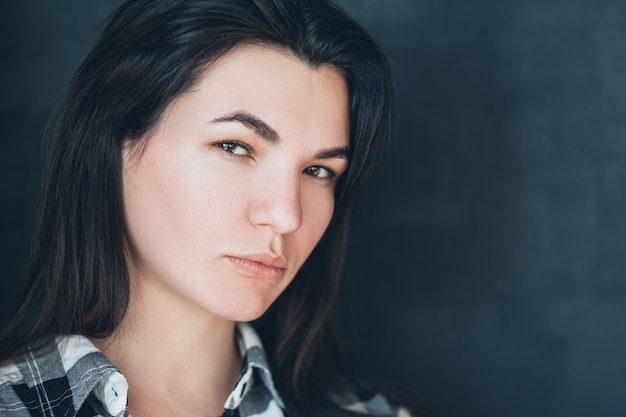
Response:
304,166,336,180
216,141,250,156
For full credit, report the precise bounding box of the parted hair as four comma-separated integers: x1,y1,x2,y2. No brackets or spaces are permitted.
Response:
0,0,397,415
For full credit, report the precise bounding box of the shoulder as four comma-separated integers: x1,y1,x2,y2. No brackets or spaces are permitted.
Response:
328,389,415,417
0,359,29,417
0,340,63,416
0,335,120,417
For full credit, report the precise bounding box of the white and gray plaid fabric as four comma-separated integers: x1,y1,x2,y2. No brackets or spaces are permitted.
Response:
0,323,407,416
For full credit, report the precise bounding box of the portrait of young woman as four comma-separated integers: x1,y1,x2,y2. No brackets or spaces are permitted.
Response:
0,0,424,416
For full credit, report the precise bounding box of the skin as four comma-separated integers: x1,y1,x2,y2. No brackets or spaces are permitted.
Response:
95,43,350,417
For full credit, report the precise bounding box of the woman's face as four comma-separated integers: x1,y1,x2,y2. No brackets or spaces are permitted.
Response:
122,44,349,322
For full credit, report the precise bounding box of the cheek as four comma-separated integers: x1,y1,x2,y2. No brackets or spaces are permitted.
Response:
122,147,255,263
122,154,206,264
300,189,336,249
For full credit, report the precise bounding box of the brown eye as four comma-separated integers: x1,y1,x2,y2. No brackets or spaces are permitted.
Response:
217,141,250,156
304,166,334,180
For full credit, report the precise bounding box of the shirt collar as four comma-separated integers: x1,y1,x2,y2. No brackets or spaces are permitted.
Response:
225,322,285,410
56,335,126,415
53,322,283,416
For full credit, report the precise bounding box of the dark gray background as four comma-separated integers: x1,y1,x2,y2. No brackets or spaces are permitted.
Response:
1,1,625,417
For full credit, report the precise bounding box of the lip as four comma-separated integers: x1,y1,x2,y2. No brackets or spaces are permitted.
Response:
225,254,287,283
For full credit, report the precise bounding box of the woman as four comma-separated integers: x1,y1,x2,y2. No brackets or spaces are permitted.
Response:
0,0,419,416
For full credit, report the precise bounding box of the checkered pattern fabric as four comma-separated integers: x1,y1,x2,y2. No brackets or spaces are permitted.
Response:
0,323,408,416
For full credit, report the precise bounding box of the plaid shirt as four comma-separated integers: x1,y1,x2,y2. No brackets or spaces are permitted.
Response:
0,323,408,416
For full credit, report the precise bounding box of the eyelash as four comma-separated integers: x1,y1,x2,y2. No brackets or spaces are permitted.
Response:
215,141,338,181
215,141,250,156
304,166,337,181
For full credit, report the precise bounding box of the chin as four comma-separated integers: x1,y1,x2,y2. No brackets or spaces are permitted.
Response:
213,294,276,323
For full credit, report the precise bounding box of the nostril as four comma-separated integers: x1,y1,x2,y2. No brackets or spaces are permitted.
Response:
249,198,301,233
248,176,303,233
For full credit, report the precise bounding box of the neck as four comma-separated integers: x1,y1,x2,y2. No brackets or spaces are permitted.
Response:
93,279,242,417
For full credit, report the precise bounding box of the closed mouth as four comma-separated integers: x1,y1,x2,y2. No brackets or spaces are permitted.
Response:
226,255,286,282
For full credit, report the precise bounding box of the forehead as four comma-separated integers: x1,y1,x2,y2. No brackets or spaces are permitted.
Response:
177,43,350,147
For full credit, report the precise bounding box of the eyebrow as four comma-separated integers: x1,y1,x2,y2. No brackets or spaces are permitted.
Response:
211,110,350,160
315,147,350,160
211,111,279,144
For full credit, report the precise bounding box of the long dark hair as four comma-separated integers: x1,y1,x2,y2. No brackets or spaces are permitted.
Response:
0,0,394,415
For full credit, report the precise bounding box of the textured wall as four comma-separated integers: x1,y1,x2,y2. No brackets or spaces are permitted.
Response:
1,1,625,417
1,1,125,321
337,1,626,416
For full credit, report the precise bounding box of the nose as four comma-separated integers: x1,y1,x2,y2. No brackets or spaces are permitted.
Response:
248,170,303,235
